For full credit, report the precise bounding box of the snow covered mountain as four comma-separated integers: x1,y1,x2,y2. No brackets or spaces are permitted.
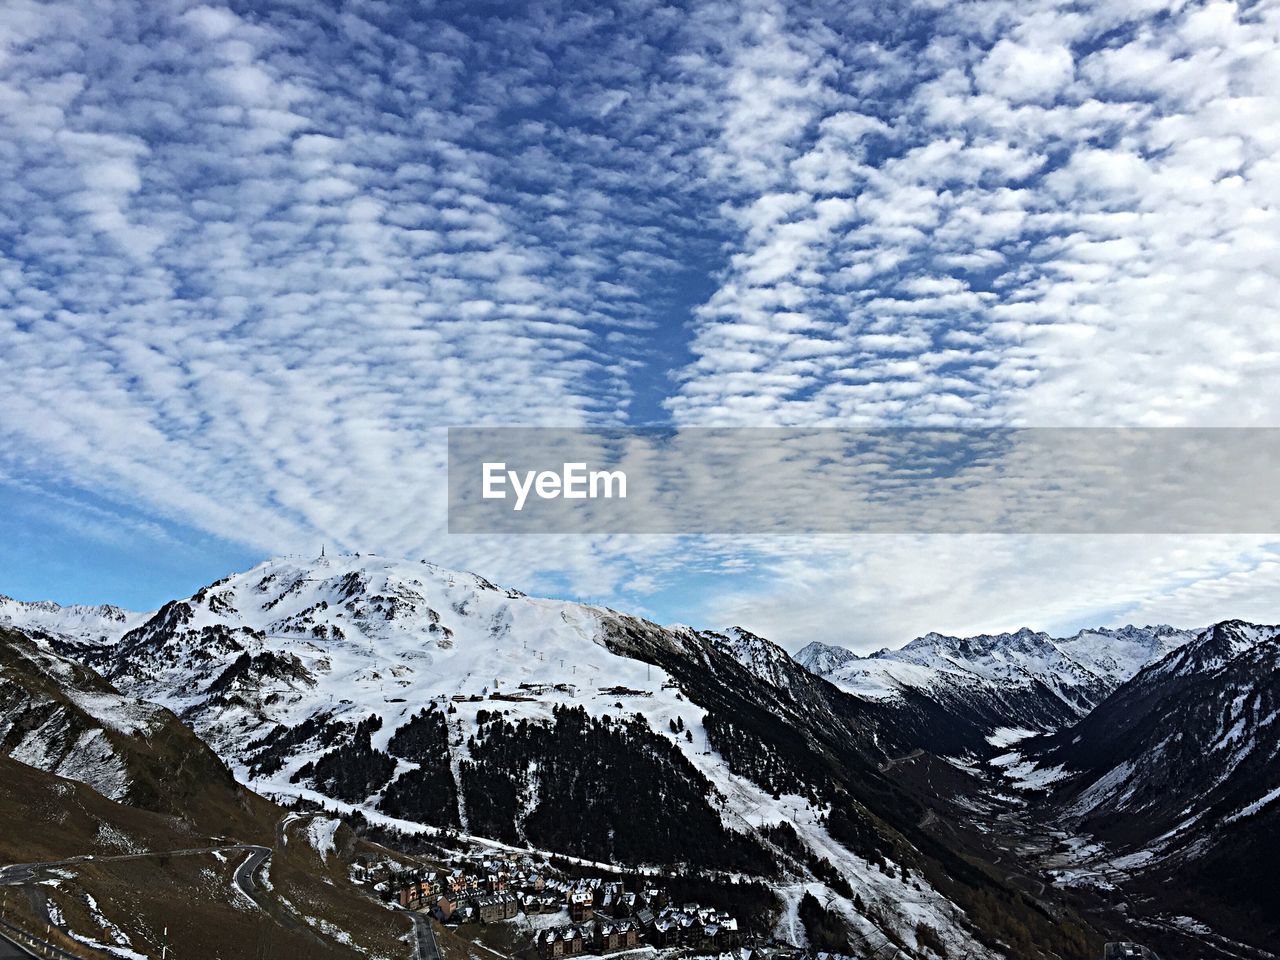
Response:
44,553,1096,959
1043,621,1280,831
795,640,860,675
798,625,1197,753
25,553,1272,957
0,593,146,654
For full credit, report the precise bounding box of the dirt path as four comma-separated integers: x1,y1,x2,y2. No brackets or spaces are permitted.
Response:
877,748,924,773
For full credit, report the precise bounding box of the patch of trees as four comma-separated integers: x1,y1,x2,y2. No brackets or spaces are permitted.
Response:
702,713,823,804
758,822,854,898
915,922,947,957
663,874,779,931
386,705,448,763
292,715,396,803
459,704,776,875
826,804,896,867
247,711,349,778
798,891,851,953
942,883,1094,960
379,706,459,826
351,814,450,859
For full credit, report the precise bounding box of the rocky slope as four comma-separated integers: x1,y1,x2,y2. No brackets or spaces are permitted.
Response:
1021,621,1280,948
0,623,418,960
0,624,264,831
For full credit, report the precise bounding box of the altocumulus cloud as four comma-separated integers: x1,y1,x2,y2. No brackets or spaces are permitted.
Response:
2,0,1279,645
667,0,1280,428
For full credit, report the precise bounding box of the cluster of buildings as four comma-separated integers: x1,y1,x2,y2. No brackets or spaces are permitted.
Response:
392,856,526,923
534,919,641,958
534,903,742,959
388,852,744,956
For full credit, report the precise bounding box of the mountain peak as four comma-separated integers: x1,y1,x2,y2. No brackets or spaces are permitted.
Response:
794,639,860,675
1148,619,1280,678
896,626,1057,661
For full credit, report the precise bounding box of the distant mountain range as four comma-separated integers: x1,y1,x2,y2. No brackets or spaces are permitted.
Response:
796,624,1197,754
0,593,144,652
2,555,1276,960
799,623,1196,712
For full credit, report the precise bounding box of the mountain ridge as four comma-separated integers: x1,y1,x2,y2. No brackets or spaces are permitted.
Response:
25,552,1106,959
9,553,1275,958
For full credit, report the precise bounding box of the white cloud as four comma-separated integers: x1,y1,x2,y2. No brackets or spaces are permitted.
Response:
698,536,1280,652
2,0,1279,647
974,39,1076,104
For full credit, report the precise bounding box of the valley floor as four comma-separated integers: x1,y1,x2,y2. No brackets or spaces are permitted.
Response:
895,744,1280,960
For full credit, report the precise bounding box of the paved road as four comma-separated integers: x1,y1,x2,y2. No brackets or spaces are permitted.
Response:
0,918,80,960
406,912,440,960
0,846,254,887
0,929,36,959
232,846,273,909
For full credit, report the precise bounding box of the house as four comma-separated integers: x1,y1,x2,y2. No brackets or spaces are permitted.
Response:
443,868,482,898
485,871,510,893
537,929,565,960
475,893,519,923
568,888,594,922
650,919,678,947
524,892,562,915
719,917,741,947
617,920,639,949
703,923,723,949
595,922,621,953
537,927,586,960
397,874,440,910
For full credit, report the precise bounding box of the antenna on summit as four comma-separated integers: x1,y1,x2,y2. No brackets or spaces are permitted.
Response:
321,544,326,558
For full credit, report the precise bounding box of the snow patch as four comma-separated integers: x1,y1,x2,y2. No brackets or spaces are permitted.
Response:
1223,785,1280,824
306,816,342,861
986,727,1038,748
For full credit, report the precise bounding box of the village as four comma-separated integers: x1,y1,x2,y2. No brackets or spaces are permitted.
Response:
371,848,777,960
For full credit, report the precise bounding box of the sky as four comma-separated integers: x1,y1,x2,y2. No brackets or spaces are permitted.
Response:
2,0,1279,651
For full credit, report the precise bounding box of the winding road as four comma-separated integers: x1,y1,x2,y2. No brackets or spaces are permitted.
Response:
5,817,451,960
231,846,274,909
0,837,280,955
1,846,262,886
